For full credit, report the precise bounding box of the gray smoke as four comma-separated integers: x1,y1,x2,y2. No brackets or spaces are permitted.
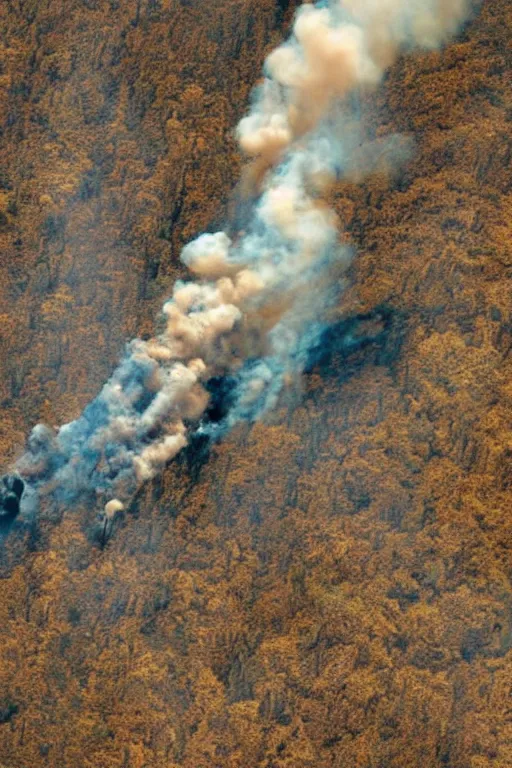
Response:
6,0,473,519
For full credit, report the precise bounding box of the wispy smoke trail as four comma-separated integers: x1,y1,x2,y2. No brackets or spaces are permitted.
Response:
3,0,473,523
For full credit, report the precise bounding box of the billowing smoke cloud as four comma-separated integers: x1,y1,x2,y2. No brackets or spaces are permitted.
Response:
3,0,473,522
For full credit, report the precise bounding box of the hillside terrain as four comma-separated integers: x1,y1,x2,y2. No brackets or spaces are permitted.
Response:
0,0,511,766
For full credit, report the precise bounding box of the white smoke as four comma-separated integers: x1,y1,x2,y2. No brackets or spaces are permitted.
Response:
8,0,473,519
238,0,472,168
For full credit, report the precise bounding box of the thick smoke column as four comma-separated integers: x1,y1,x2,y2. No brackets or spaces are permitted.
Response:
4,0,473,520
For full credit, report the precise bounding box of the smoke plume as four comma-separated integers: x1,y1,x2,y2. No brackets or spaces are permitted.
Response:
3,0,473,522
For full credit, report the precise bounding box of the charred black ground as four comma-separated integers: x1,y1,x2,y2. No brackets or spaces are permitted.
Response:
0,474,25,529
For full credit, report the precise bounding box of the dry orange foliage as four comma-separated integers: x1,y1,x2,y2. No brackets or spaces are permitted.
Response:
0,0,511,766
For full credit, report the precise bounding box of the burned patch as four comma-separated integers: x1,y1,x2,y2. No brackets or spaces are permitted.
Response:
0,474,25,528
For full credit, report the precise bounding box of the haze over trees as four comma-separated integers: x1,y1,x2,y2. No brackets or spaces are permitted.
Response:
0,0,511,766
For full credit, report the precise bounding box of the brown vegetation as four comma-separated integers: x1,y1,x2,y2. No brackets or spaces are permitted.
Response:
0,0,511,766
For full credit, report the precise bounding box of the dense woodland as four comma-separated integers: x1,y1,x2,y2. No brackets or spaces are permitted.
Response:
0,0,511,765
